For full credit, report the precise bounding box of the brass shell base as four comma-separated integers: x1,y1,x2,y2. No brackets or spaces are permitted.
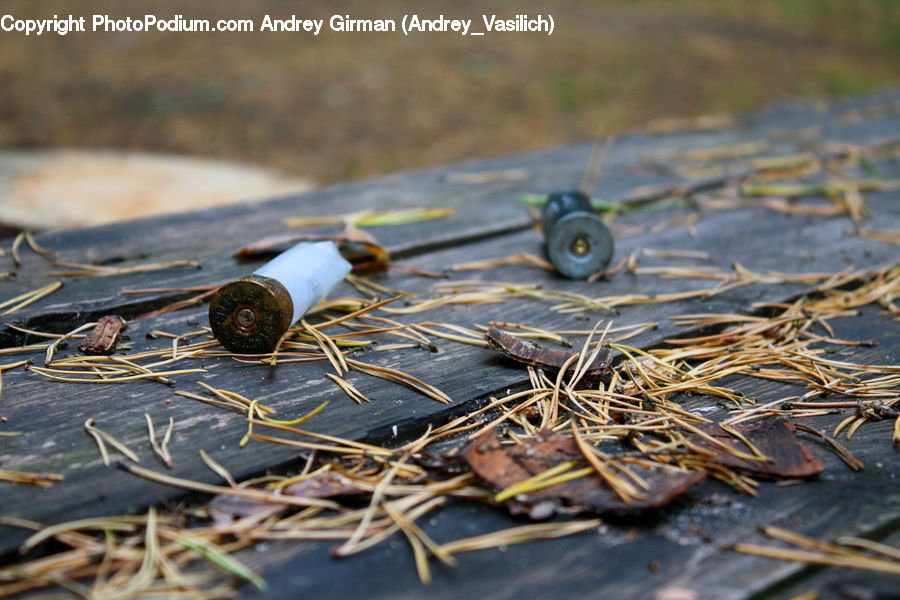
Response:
209,275,294,354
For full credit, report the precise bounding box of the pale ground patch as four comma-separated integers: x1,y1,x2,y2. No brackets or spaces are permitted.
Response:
0,150,313,229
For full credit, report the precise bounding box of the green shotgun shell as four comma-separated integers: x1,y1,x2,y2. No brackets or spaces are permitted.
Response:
542,190,614,279
208,275,294,355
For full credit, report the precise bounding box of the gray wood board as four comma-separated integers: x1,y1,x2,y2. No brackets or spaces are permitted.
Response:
1,190,897,558
1,87,898,340
1,90,899,588
769,529,900,599
224,306,900,599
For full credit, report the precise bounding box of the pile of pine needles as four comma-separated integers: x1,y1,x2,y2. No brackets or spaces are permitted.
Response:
1,130,899,596
0,262,896,596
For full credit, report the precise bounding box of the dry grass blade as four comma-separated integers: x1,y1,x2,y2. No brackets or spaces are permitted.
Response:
121,462,339,509
249,420,392,456
413,322,485,347
0,359,27,400
0,469,64,487
285,207,453,227
45,321,96,365
836,537,900,561
311,296,402,329
569,320,612,388
740,179,899,198
438,519,602,555
857,227,900,246
653,138,769,162
19,515,145,553
170,532,267,591
641,248,711,260
240,398,328,447
387,504,458,573
84,418,140,466
487,321,570,345
24,231,55,257
792,423,863,471
327,373,371,404
1,281,63,315
732,543,900,575
199,449,237,488
346,358,452,404
30,365,205,384
301,318,346,375
248,433,382,456
146,414,175,468
894,415,900,448
384,504,431,584
137,286,221,320
48,259,201,277
9,231,24,267
650,213,701,235
120,284,217,295
346,273,416,299
571,420,646,504
333,463,400,557
193,382,276,416
734,526,900,575
495,461,594,502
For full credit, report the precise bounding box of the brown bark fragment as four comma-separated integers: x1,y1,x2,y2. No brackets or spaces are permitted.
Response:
688,417,823,480
79,316,126,355
485,326,611,379
464,428,703,517
284,472,366,499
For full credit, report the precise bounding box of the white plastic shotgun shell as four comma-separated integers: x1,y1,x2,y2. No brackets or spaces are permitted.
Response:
209,241,352,354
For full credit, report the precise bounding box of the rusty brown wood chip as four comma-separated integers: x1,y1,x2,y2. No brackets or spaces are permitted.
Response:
484,326,611,378
464,428,703,518
79,316,126,355
690,417,823,480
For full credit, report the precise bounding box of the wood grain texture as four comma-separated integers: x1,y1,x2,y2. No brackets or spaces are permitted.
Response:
237,307,900,600
1,90,899,597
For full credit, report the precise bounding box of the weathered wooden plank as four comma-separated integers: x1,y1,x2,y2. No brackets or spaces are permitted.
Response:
5,142,900,536
1,90,899,584
2,88,898,341
0,185,897,559
768,529,900,599
99,307,891,600
227,307,900,599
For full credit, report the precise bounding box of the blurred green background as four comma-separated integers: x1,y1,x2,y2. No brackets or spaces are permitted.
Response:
1,0,899,183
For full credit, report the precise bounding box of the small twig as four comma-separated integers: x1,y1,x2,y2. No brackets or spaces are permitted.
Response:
145,414,174,468
793,423,864,471
84,418,140,467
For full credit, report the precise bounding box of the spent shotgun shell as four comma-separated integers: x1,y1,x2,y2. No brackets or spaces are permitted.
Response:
209,241,351,354
542,190,614,279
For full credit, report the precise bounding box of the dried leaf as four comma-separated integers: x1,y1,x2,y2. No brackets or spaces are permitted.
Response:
688,417,823,479
284,471,366,499
464,429,703,517
234,232,390,274
485,326,611,379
